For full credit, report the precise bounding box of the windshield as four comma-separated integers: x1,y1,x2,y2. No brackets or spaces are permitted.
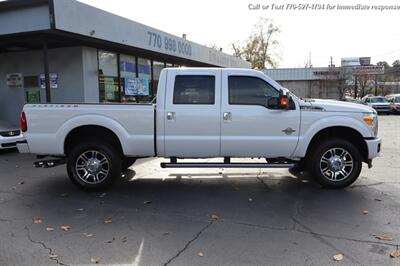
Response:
370,97,388,103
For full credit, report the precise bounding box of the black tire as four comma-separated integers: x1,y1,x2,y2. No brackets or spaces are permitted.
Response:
307,138,362,189
121,157,137,171
66,140,122,190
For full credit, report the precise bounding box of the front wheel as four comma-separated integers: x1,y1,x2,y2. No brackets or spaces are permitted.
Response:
307,139,362,189
66,141,122,190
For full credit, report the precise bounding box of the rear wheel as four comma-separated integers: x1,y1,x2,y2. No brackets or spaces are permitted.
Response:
66,141,121,190
307,139,362,188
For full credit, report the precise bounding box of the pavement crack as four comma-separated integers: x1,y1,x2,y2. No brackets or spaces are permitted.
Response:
24,226,70,266
162,220,214,266
291,189,304,231
223,220,291,232
350,182,384,188
293,218,361,264
256,176,270,190
295,226,400,248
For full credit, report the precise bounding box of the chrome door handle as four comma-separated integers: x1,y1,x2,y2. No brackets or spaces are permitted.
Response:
167,112,175,121
223,112,232,121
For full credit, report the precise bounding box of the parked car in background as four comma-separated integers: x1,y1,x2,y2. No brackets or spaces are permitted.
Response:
343,98,362,104
0,120,24,150
386,94,400,114
361,96,391,114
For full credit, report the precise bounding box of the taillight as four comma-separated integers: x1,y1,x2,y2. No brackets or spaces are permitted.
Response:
20,112,27,132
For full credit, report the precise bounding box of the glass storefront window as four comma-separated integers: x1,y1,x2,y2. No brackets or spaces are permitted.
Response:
137,57,152,102
153,61,165,96
97,51,168,104
120,54,137,103
98,50,119,103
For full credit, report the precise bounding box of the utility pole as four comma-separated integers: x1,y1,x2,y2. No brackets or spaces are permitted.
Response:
354,75,358,99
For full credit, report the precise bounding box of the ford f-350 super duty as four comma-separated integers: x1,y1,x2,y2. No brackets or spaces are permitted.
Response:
18,68,381,190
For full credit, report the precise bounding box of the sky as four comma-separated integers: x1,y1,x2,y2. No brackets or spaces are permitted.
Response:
78,0,400,68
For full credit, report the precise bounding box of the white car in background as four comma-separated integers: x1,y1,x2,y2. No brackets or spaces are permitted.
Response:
0,120,24,150
361,96,391,114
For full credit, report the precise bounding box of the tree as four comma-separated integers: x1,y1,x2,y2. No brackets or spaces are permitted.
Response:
393,60,400,67
207,44,221,51
376,61,390,70
231,18,280,69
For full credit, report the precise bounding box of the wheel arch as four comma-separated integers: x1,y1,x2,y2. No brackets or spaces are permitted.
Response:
64,125,124,156
305,126,368,161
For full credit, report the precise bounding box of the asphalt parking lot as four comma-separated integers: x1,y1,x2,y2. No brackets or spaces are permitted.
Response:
0,115,399,266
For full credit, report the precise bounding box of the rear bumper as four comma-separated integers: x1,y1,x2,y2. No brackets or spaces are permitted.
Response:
365,138,381,159
16,140,30,153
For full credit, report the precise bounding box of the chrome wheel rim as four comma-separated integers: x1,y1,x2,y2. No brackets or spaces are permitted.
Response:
75,150,110,184
320,148,354,182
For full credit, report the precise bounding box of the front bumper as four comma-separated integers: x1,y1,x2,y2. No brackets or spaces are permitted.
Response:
0,135,25,150
365,137,381,159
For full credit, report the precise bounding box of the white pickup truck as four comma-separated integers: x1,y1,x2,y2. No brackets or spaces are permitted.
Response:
18,68,381,190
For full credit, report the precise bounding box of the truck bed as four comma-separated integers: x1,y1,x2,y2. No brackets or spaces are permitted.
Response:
22,103,155,156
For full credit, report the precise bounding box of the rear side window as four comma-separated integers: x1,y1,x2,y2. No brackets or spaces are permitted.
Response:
173,75,215,104
228,76,279,107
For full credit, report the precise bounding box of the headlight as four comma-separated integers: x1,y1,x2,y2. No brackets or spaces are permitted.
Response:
363,113,378,137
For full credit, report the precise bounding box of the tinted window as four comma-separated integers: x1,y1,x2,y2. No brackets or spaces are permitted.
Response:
229,76,279,107
173,75,215,104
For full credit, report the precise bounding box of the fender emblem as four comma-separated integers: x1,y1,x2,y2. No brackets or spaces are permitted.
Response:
282,127,296,135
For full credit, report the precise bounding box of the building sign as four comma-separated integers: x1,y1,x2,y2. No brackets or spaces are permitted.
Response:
313,70,341,80
40,73,58,89
124,77,149,96
104,77,116,100
6,73,23,88
353,65,384,75
26,90,41,103
341,57,371,66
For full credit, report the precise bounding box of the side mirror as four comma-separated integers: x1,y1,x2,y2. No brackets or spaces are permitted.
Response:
267,94,290,109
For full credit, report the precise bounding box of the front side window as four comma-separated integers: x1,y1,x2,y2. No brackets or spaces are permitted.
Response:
228,76,279,107
173,75,215,104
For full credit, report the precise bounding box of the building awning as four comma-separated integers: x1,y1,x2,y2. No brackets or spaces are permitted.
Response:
0,0,250,68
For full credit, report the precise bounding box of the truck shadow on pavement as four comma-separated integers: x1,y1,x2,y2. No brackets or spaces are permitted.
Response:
1,162,397,265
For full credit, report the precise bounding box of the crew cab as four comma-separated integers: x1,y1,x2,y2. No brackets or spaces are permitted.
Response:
18,68,381,190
